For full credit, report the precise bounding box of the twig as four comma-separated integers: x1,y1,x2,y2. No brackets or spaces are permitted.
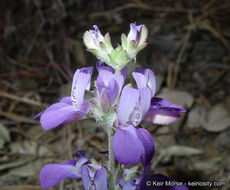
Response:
0,91,47,107
171,29,191,88
45,47,71,83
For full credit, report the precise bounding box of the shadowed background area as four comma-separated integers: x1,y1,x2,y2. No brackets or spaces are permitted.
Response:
0,0,230,190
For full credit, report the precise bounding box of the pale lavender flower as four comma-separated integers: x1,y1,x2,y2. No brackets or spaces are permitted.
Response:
37,67,93,130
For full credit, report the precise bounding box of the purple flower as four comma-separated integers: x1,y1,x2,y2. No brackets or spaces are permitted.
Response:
133,68,156,97
96,66,124,112
40,150,89,189
113,68,185,165
133,67,186,125
144,97,186,125
82,165,108,190
113,86,154,165
38,67,93,130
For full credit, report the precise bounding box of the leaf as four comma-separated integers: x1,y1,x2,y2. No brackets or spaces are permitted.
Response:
203,103,230,132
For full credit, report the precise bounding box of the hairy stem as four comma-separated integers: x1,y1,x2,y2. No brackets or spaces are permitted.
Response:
108,127,115,172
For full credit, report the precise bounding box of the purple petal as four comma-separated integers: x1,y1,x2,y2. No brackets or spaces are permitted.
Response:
75,156,89,171
96,75,104,94
113,125,143,165
121,66,128,80
89,25,104,46
150,97,186,112
139,87,151,118
40,160,80,189
33,112,43,119
128,23,142,42
132,72,147,89
122,178,136,190
97,69,124,99
134,68,156,97
75,150,86,158
136,127,155,167
107,79,119,105
144,97,186,125
33,97,72,120
60,96,72,104
94,167,108,190
118,86,139,125
82,165,93,190
99,70,123,88
96,61,114,73
71,67,93,109
128,87,151,127
100,87,111,112
40,104,84,130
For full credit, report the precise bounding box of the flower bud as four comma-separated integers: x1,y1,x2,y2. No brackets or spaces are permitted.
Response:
83,25,113,64
121,23,148,61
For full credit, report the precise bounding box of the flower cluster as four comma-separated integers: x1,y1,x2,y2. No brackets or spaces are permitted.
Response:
36,23,187,190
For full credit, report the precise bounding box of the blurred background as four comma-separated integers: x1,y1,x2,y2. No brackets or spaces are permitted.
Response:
0,0,230,189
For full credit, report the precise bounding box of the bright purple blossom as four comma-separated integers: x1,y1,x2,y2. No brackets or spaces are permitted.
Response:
40,150,88,189
38,67,93,130
113,68,185,165
113,86,154,165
